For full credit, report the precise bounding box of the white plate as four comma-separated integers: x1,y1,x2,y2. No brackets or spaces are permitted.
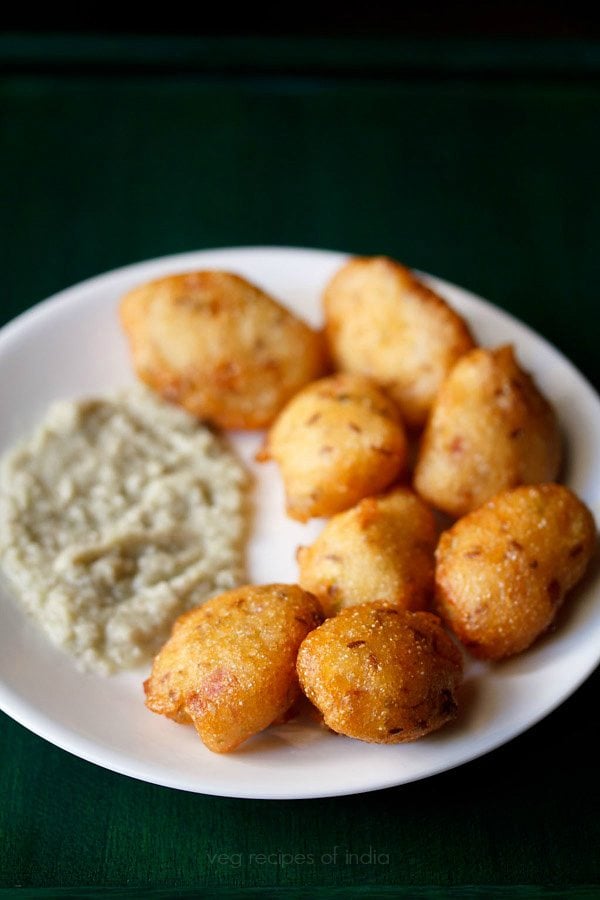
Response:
1,246,599,800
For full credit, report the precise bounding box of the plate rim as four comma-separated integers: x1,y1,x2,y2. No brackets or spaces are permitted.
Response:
1,244,599,800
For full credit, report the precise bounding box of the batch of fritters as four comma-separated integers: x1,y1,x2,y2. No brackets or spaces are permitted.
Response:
120,256,596,753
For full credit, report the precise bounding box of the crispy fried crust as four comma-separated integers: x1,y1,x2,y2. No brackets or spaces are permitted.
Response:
297,487,436,615
323,256,474,428
144,584,323,752
120,271,327,429
435,484,596,660
258,373,408,521
414,345,562,518
297,604,463,743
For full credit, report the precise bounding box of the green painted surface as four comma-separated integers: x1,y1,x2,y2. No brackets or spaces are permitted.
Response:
0,35,599,892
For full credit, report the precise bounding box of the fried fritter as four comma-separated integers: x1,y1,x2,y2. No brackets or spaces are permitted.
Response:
258,373,408,521
323,256,474,428
414,345,562,518
435,484,596,660
297,488,436,615
144,584,323,752
297,604,463,743
120,271,327,429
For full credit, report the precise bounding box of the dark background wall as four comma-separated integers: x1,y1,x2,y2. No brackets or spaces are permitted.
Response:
3,3,600,38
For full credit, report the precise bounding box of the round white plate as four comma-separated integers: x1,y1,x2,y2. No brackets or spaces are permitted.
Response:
0,246,599,800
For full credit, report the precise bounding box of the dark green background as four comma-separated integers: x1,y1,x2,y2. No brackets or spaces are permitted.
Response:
1,35,599,896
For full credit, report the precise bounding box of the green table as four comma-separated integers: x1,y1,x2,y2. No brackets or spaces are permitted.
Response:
1,34,599,897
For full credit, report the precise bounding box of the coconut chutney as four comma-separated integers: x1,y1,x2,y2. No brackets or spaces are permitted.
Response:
0,386,249,673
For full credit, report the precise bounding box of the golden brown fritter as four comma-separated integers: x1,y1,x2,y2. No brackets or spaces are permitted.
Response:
297,604,463,743
323,256,474,428
120,271,327,429
414,345,562,518
435,484,596,660
297,488,437,615
144,584,323,753
258,373,408,521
